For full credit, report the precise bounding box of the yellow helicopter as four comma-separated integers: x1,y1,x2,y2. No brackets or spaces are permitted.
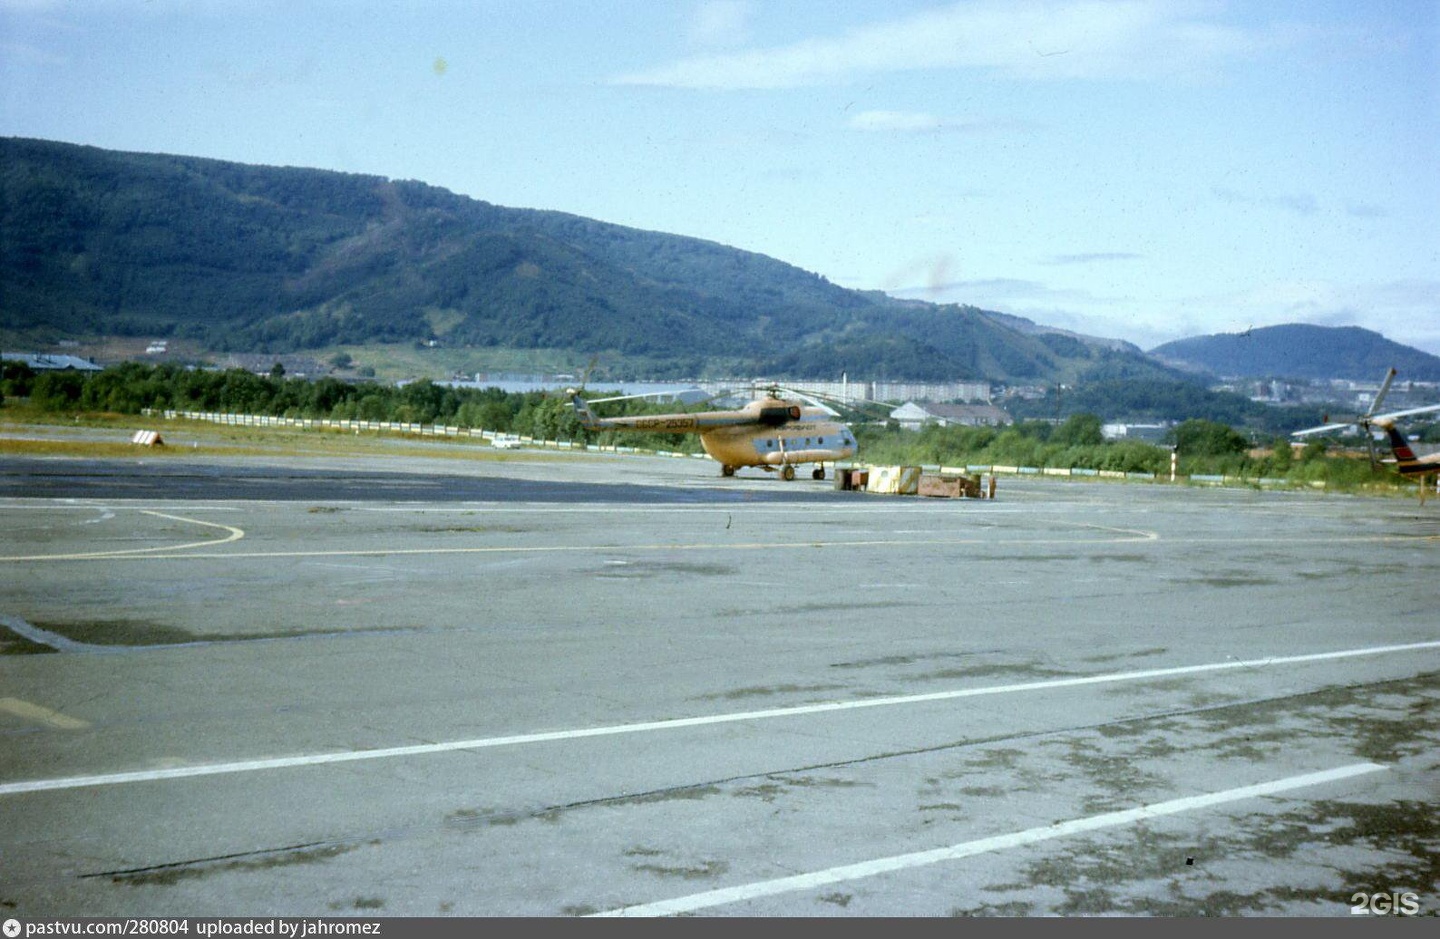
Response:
568,386,860,480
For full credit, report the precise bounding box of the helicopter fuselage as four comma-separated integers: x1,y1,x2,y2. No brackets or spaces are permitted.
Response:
697,416,856,473
570,393,857,479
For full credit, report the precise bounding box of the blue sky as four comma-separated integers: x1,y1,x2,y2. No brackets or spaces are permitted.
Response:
3,0,1437,355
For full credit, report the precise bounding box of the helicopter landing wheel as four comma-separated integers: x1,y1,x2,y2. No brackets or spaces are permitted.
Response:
812,466,826,480
781,465,796,481
721,464,736,477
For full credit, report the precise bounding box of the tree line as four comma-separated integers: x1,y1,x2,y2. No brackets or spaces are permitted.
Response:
853,413,1356,482
3,361,1412,488
2,360,691,450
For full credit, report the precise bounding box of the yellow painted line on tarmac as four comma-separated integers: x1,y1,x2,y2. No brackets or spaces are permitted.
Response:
0,697,90,730
0,510,245,562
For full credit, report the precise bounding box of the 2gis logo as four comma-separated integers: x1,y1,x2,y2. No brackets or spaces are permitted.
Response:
1350,891,1421,916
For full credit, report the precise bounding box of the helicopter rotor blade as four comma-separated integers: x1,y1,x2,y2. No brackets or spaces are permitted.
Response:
759,383,898,420
1292,420,1358,438
1371,404,1440,423
582,387,712,406
1366,367,1397,419
1291,368,1425,442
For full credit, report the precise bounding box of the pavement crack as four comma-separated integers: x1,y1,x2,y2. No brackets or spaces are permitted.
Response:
80,840,357,886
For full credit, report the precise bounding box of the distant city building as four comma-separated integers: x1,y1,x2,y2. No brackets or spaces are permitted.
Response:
0,353,103,372
695,378,992,405
870,380,992,404
891,402,1014,431
1249,380,1295,403
212,353,326,378
443,375,708,402
1101,423,1171,442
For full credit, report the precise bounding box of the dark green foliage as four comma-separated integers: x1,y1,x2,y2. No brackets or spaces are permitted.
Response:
12,360,693,446
29,370,87,410
1,360,36,398
853,416,1393,487
1170,419,1249,457
852,422,1167,476
1268,435,1294,473
1052,413,1104,447
1009,379,1280,429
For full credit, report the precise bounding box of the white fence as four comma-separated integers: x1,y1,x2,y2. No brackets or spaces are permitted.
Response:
152,408,487,440
144,409,1318,488
143,409,710,459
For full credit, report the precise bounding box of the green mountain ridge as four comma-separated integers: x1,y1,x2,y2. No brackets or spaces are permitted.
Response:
1,136,1180,384
1149,325,1440,382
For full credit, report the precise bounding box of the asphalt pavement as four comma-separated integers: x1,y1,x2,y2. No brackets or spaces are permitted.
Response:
1,443,1437,917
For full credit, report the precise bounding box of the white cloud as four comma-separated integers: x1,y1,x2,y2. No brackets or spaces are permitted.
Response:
1213,187,1321,216
688,1,754,48
1042,252,1144,265
1343,201,1388,219
612,0,1289,89
846,109,1035,134
1,38,68,66
889,275,1113,312
848,110,943,132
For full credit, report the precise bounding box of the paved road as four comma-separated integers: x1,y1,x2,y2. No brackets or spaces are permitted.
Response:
1,447,1437,917
0,454,849,504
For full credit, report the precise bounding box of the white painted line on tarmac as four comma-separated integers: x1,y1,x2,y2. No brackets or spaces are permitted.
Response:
0,640,1433,798
0,510,244,561
591,762,1388,916
0,521,1159,563
349,503,1032,515
1,504,245,513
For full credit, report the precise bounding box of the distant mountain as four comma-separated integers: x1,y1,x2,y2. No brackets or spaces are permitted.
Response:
0,137,1184,384
1149,325,1440,382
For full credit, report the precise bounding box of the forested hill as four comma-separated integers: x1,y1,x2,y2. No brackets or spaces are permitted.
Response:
0,136,1182,383
1149,325,1440,382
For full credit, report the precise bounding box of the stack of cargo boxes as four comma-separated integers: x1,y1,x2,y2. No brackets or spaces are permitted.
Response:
835,466,994,498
